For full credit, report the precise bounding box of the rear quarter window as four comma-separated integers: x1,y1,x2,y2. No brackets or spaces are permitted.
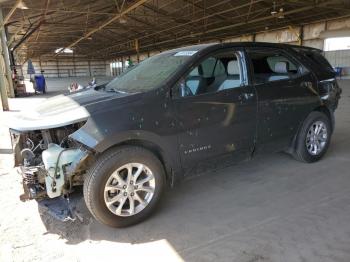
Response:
293,48,334,73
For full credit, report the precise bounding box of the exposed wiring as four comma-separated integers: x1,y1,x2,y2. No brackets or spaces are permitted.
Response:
32,139,44,152
52,147,78,179
26,138,35,150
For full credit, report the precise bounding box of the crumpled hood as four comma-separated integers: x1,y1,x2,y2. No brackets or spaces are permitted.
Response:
7,88,129,132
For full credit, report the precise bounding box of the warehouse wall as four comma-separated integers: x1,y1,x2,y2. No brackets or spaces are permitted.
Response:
221,17,350,49
325,50,350,75
325,50,350,67
110,16,350,77
220,17,350,75
22,57,109,78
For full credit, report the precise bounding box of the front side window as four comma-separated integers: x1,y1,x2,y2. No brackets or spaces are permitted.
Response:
248,49,302,85
174,51,244,98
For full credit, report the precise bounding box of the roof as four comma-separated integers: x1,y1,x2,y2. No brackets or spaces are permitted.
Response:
0,0,347,61
165,42,322,52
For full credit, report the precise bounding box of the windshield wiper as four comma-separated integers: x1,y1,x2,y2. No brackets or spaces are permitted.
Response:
105,88,128,94
114,89,128,94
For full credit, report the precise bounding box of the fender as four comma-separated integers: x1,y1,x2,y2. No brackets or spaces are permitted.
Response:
287,105,335,154
70,121,183,184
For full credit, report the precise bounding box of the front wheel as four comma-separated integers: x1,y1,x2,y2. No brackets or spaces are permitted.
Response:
293,111,332,163
83,146,165,227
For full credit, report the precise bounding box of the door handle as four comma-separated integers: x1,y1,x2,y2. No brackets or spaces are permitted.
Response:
243,92,255,100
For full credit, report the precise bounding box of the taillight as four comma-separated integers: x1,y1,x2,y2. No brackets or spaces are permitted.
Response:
318,78,336,96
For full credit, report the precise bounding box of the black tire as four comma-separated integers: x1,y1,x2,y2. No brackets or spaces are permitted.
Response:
83,146,166,228
293,111,332,163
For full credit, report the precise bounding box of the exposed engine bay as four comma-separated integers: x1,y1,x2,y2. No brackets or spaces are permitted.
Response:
10,122,92,203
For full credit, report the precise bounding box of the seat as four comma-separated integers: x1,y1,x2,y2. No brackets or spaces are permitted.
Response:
218,60,241,91
205,60,227,93
269,61,290,81
185,65,204,95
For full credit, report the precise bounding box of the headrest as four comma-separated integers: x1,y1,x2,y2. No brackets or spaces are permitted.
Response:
189,65,203,76
274,61,289,73
189,67,199,76
227,60,240,75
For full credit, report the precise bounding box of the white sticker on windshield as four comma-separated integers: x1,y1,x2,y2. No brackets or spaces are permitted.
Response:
174,51,198,56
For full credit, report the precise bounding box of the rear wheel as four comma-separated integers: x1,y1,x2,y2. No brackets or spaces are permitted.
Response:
293,111,331,163
83,146,165,227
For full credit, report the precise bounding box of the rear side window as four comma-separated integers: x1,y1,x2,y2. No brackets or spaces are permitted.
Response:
247,48,302,85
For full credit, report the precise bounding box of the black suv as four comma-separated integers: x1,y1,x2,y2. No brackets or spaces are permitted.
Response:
9,43,341,227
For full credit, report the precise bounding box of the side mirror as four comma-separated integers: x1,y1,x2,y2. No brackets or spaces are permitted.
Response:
171,79,186,99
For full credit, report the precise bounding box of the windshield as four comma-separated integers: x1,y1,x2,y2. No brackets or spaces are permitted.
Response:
105,51,195,93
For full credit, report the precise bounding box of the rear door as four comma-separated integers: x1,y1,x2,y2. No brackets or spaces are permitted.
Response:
246,47,320,153
171,48,257,170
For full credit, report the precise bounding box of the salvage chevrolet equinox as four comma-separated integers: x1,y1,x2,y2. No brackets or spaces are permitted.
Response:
8,43,341,227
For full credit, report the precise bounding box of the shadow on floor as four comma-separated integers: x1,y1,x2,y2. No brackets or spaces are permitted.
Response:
36,128,350,252
37,154,266,245
35,151,311,245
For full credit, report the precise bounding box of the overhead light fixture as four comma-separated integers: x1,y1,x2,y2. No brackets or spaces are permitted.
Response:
17,1,29,10
271,1,285,19
119,17,127,24
278,8,285,19
55,47,73,54
271,1,277,15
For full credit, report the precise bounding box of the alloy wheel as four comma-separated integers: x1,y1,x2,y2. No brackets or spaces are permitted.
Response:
305,120,328,156
104,163,156,217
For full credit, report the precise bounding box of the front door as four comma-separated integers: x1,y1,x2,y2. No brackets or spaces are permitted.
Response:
172,49,257,170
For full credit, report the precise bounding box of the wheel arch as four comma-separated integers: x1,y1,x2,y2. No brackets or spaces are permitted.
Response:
71,125,183,185
288,105,334,154
102,138,177,186
313,105,334,132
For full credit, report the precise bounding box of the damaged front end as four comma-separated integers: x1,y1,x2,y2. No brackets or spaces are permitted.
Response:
6,88,129,222
10,122,93,219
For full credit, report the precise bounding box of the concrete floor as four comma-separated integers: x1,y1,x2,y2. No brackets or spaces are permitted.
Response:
0,79,349,262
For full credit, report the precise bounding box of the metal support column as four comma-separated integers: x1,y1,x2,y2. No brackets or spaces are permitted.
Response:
121,56,124,73
56,59,60,77
73,52,76,76
0,8,14,98
299,25,304,46
0,44,9,110
0,9,9,110
252,33,256,42
88,60,92,77
135,39,140,63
